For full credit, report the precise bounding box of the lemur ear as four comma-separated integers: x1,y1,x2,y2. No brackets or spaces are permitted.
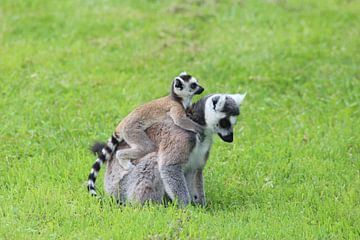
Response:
212,96,220,110
174,78,184,90
212,95,226,111
179,71,187,76
229,93,247,106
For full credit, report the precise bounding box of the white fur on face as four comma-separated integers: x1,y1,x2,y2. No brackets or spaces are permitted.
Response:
173,82,188,109
189,77,197,84
204,94,243,135
204,95,227,132
229,116,237,125
183,77,198,97
173,78,184,96
173,76,201,109
216,95,226,112
173,78,198,97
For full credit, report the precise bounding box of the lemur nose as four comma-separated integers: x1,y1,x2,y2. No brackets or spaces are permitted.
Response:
195,86,204,95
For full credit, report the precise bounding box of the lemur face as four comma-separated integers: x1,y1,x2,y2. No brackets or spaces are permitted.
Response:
173,72,204,98
204,93,246,142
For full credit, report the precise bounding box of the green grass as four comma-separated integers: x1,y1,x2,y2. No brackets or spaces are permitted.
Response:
1,0,360,239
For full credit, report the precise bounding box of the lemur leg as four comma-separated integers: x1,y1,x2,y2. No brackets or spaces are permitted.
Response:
125,154,165,205
156,124,195,206
193,169,206,206
185,170,196,202
115,125,156,170
159,163,190,207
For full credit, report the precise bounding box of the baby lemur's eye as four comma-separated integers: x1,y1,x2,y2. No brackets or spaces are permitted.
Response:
190,83,197,89
219,118,231,129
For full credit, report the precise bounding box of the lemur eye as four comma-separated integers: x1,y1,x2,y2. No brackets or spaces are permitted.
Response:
219,118,231,129
190,83,197,89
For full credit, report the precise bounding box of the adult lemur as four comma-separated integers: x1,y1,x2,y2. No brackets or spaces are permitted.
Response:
93,93,246,205
88,72,204,196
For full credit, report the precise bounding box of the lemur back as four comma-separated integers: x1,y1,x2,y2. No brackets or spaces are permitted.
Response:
87,72,204,196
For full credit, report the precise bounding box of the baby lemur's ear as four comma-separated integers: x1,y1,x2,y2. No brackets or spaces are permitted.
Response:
229,93,247,106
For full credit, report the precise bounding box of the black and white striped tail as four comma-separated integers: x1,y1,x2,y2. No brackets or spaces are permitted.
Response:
87,133,121,196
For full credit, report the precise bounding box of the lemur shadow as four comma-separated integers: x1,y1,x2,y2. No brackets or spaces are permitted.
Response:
95,189,257,213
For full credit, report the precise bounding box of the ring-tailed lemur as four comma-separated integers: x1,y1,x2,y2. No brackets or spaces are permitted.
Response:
96,93,246,205
87,72,205,196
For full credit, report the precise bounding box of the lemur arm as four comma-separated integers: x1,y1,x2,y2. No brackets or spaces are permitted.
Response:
193,169,206,206
159,163,191,207
169,105,204,134
190,150,209,206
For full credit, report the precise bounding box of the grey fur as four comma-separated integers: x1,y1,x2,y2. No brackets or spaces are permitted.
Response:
87,72,204,196
187,94,212,126
222,96,240,116
104,120,195,205
103,93,245,205
160,164,190,206
194,169,206,205
123,153,165,204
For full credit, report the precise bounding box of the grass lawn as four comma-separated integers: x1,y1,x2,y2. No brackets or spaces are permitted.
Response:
1,0,360,239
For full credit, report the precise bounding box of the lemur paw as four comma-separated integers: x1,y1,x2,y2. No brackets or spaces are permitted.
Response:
193,195,206,206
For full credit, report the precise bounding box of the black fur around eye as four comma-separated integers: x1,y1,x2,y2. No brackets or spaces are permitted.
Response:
190,83,197,89
219,118,231,129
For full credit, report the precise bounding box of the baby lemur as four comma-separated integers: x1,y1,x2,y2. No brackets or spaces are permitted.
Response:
87,72,204,196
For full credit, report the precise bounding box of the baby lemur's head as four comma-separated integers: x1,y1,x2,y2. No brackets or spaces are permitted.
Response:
171,72,204,108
